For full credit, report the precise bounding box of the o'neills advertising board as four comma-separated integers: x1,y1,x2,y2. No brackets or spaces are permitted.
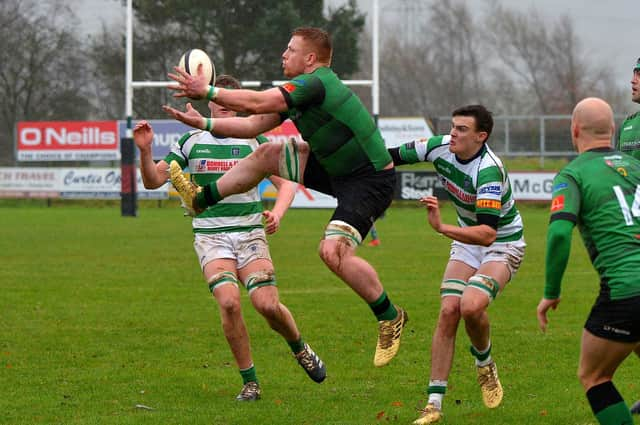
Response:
17,121,119,161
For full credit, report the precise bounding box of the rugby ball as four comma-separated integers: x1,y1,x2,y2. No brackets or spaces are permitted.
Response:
178,49,215,84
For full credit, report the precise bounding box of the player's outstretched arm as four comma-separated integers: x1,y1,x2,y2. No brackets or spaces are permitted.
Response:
133,120,168,189
163,103,281,139
388,138,429,165
168,65,287,115
263,176,297,235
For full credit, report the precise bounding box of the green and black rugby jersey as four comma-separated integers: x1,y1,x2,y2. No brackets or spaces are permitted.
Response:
549,147,640,299
277,67,392,177
617,111,640,160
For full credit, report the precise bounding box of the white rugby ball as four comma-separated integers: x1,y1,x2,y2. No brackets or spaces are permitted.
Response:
178,49,215,84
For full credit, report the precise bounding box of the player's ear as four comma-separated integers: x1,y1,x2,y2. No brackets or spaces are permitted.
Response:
306,51,317,65
571,121,579,140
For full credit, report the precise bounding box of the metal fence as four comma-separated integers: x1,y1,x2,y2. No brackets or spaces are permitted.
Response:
434,115,627,167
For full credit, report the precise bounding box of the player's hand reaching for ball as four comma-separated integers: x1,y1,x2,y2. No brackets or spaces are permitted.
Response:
163,103,206,130
133,120,154,152
168,64,209,99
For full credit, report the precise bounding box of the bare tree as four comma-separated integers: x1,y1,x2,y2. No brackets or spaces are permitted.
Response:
482,2,620,114
375,0,487,119
0,0,93,164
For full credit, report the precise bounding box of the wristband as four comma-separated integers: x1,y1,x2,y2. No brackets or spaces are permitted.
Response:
205,85,219,101
202,117,214,132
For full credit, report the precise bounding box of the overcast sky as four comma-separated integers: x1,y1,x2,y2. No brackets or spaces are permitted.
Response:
72,0,638,102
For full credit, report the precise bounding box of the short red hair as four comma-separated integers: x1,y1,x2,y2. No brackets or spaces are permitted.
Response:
292,27,332,64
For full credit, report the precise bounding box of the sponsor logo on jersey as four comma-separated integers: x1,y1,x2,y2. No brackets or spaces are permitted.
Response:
194,159,239,172
617,167,628,177
620,140,640,150
604,155,623,161
550,194,565,212
478,185,501,195
435,163,452,175
552,183,568,192
476,199,501,209
231,147,241,157
444,180,475,203
282,82,297,93
623,125,633,131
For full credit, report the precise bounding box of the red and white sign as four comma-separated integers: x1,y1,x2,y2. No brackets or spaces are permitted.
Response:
263,120,304,144
17,121,120,161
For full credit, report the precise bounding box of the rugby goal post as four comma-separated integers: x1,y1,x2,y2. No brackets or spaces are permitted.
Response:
122,0,380,217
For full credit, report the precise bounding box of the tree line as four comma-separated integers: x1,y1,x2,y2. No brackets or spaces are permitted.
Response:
0,0,630,165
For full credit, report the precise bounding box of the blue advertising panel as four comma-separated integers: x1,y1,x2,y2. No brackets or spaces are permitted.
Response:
118,120,193,160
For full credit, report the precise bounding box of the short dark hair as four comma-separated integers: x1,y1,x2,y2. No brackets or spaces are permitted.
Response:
452,104,494,139
292,27,332,63
214,74,241,89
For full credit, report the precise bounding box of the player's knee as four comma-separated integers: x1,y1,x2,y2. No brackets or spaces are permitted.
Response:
319,220,360,269
249,284,280,318
318,239,350,271
217,295,242,317
460,297,484,321
460,274,499,319
254,298,281,321
577,366,610,390
317,240,334,264
439,301,461,324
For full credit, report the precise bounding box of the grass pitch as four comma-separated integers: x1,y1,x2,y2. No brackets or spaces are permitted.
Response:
0,203,637,424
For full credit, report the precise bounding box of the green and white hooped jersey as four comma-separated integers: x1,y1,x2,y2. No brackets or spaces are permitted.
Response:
399,135,523,242
164,130,266,234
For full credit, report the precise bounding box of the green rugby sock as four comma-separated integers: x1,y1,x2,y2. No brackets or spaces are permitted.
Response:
288,338,305,354
587,381,633,425
470,342,492,366
196,183,222,208
239,364,258,384
369,291,397,321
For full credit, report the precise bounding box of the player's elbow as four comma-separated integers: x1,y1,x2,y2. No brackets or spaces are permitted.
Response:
142,180,161,190
479,227,497,246
140,174,165,190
